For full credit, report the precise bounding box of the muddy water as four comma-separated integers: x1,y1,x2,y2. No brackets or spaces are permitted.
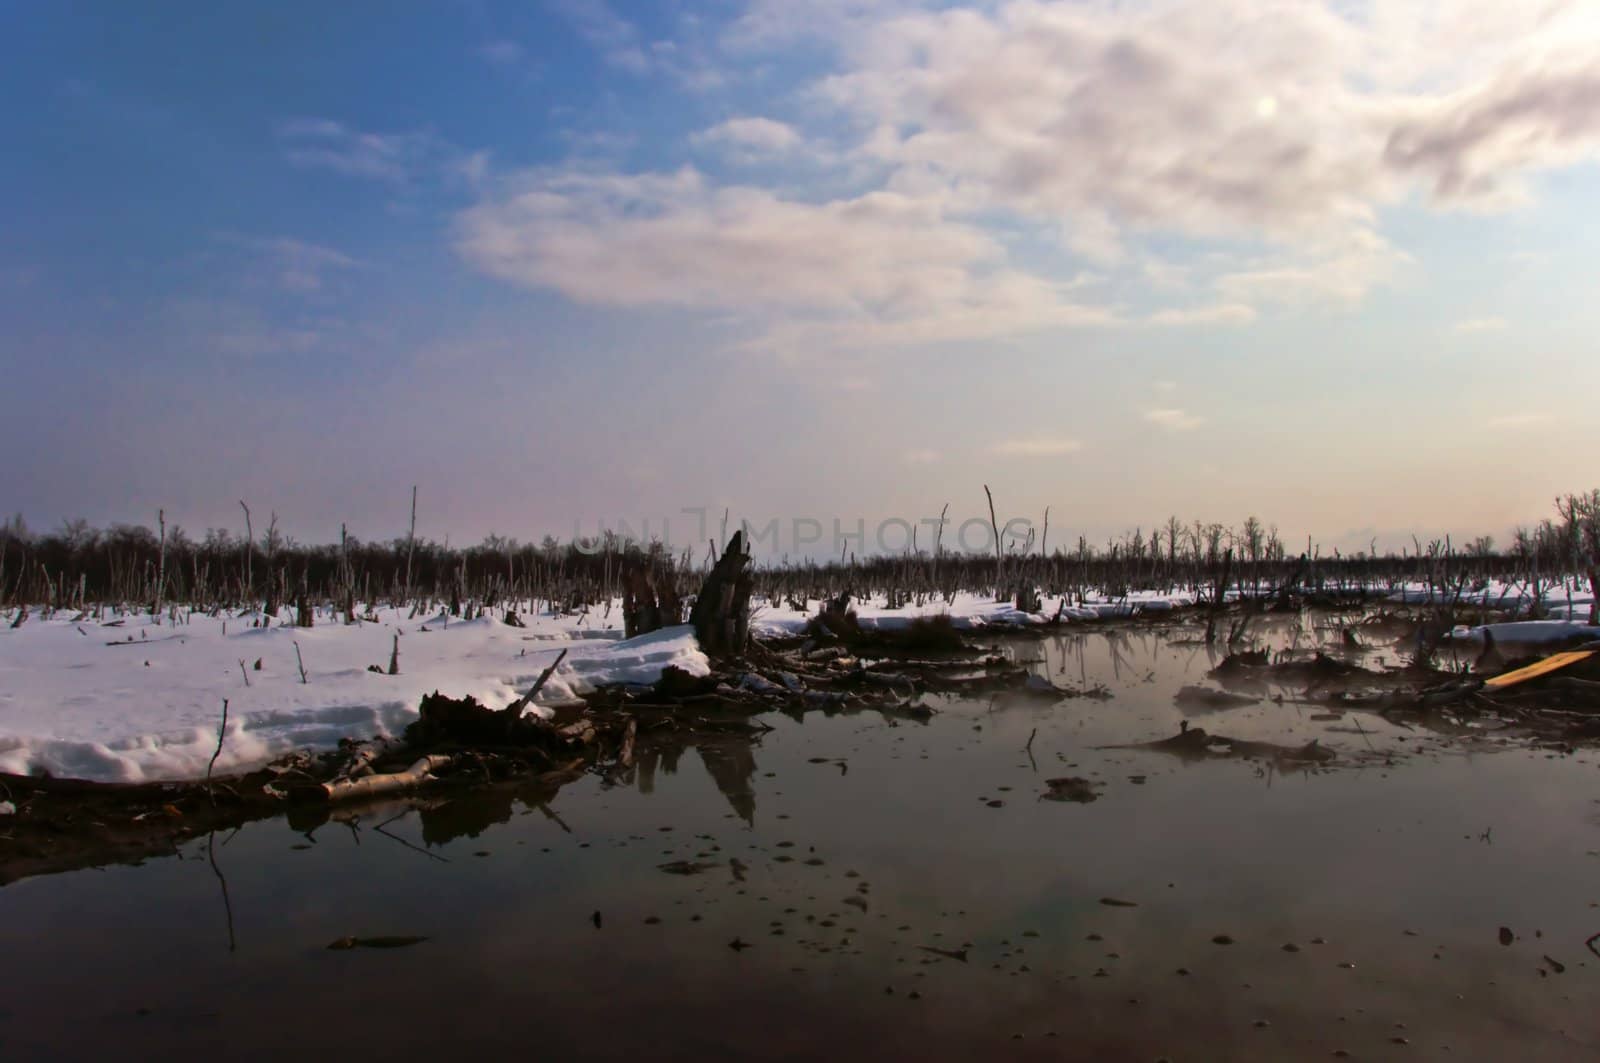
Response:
4,621,1598,1061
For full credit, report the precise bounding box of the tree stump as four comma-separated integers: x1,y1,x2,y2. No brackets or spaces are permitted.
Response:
690,531,753,657
623,554,683,639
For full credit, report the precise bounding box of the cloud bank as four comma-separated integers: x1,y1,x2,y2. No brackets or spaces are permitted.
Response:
453,1,1600,357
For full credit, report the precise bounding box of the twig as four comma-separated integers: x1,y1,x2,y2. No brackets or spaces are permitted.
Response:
207,829,237,953
504,648,569,720
293,640,308,683
374,810,449,863
537,801,574,834
206,698,229,805
1348,711,1378,754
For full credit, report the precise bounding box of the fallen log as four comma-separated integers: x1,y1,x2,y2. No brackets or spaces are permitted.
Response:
297,754,456,804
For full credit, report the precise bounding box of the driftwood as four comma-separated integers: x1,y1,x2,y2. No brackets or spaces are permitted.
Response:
302,754,456,804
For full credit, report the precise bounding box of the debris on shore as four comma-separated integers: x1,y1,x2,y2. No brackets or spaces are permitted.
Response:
7,532,1600,886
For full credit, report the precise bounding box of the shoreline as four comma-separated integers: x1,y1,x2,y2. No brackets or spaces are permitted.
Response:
7,603,1600,887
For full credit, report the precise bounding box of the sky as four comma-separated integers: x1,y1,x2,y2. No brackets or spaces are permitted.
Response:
2,0,1599,557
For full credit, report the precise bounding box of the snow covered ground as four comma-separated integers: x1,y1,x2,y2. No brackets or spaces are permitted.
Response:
746,589,1198,638
1383,578,1595,618
7,580,1592,784
0,603,706,783
0,590,1200,783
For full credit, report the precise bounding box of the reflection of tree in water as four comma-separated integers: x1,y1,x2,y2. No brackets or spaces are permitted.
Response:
418,790,515,847
403,732,762,848
633,734,759,826
694,738,758,826
635,741,686,796
416,777,563,847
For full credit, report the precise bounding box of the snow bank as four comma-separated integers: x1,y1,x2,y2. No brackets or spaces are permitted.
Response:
0,605,706,783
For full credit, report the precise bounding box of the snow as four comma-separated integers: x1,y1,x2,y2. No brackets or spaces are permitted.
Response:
747,589,1198,638
9,576,1591,784
1384,578,1595,618
0,604,707,783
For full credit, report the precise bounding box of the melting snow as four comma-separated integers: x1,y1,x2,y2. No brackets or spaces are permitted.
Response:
0,604,706,783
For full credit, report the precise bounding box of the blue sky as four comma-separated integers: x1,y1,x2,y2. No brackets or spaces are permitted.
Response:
3,1,1599,555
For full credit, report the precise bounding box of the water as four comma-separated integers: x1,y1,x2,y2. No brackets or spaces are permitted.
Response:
4,621,1598,1061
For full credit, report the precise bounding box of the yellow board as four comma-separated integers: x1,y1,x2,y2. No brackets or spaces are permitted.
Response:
1484,649,1596,689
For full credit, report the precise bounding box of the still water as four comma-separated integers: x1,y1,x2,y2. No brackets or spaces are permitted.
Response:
4,622,1598,1061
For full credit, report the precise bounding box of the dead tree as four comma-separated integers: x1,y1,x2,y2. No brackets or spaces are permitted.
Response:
690,531,752,657
622,554,682,638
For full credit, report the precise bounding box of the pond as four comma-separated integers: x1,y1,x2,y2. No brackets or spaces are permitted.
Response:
5,621,1598,1061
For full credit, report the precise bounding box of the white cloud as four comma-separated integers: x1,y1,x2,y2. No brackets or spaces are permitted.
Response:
1383,63,1600,209
455,166,1113,355
1143,408,1205,431
1142,260,1190,289
454,1,1600,356
693,117,803,157
816,4,1385,237
990,437,1082,458
262,238,357,292
724,0,910,51
1146,303,1256,327
1454,316,1509,333
549,0,649,73
453,150,492,187
550,0,724,89
802,0,1600,302
277,118,440,183
1214,230,1409,306
458,168,986,310
218,234,359,293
